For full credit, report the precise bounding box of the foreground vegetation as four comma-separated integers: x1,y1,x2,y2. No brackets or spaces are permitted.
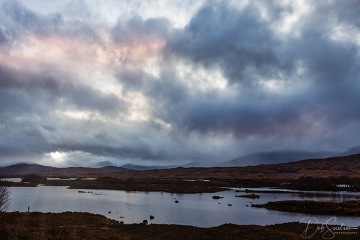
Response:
0,212,359,240
0,186,9,212
252,200,360,216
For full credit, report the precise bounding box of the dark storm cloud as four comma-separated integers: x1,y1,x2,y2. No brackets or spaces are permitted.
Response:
0,0,61,38
322,0,360,28
0,64,123,114
116,62,304,139
59,141,162,161
166,2,285,86
285,2,360,127
1,0,360,166
115,68,148,91
0,28,6,43
0,1,166,165
0,115,58,159
147,68,189,105
292,30,360,116
0,65,124,161
173,96,304,137
158,0,360,141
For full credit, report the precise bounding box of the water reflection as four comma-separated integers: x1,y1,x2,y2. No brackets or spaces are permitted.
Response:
7,186,360,227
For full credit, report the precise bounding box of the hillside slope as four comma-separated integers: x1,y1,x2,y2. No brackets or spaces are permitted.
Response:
1,154,359,180
219,151,334,167
0,163,131,176
114,153,360,180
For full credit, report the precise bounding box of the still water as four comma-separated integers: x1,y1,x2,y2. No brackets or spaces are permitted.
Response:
7,185,360,227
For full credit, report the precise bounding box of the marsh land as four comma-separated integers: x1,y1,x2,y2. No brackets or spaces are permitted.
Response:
1,212,359,240
1,154,360,239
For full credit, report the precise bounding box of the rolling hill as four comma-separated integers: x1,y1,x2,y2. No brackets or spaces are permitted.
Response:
0,163,131,176
219,150,335,167
112,153,360,180
0,153,359,181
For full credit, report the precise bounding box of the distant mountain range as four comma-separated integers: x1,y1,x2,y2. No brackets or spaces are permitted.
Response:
0,162,178,177
94,153,360,180
218,151,335,167
120,163,176,171
1,146,360,175
218,146,360,167
0,163,131,176
1,153,360,179
336,146,360,157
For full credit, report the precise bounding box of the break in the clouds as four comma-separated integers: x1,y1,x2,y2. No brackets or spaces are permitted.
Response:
0,0,359,167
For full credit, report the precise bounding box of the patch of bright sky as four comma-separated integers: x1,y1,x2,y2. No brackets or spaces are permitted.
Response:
266,0,313,39
61,110,96,121
142,57,162,79
123,91,151,122
153,118,172,129
329,23,360,47
176,61,229,92
44,151,68,166
42,150,108,167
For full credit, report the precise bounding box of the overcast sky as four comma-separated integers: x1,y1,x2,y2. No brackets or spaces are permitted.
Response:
0,0,359,167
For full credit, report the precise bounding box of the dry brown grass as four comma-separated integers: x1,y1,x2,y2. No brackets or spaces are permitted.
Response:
0,212,359,240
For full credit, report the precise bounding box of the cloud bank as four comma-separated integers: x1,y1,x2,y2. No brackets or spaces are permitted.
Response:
0,0,359,166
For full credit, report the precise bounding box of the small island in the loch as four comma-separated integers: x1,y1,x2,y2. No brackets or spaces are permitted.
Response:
252,200,360,216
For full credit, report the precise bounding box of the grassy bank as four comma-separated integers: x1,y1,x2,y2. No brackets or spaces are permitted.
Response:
0,212,359,240
252,200,360,216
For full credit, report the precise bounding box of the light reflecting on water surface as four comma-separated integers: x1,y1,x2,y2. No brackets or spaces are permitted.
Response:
7,186,360,227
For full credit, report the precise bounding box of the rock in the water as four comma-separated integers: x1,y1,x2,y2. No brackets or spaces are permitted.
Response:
212,195,224,199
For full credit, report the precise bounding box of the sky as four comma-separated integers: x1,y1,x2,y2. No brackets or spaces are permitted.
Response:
0,0,360,167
